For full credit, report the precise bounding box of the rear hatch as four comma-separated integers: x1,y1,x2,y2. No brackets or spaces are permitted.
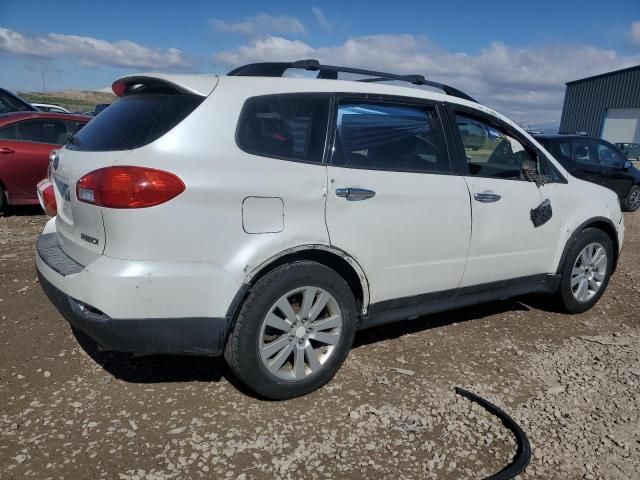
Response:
51,74,216,266
52,149,130,266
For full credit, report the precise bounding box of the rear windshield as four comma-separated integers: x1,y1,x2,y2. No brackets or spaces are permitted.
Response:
68,93,203,151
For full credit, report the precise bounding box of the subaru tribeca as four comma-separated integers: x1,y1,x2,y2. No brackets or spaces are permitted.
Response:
36,60,625,399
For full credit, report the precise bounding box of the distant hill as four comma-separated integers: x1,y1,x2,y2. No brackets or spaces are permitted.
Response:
18,90,117,113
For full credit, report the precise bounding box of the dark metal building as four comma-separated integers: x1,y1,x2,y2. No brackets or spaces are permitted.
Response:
559,65,640,143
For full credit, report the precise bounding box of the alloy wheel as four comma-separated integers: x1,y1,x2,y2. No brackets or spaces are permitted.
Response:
629,188,640,210
259,286,343,380
570,242,607,303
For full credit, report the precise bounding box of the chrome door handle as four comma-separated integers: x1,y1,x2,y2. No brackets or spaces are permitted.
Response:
473,191,502,203
335,188,376,201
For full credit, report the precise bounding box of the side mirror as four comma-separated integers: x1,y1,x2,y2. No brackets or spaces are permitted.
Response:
623,160,633,169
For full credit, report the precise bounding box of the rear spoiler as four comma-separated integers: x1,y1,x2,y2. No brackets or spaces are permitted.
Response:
112,74,218,97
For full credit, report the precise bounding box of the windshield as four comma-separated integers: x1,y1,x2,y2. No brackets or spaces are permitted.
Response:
0,90,35,114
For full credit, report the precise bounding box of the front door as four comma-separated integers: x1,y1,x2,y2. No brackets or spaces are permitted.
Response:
594,139,635,197
450,110,562,287
325,98,472,306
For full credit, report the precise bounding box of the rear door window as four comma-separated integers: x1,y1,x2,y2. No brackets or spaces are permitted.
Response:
332,101,450,173
572,139,598,165
236,94,330,163
69,93,203,151
18,119,67,144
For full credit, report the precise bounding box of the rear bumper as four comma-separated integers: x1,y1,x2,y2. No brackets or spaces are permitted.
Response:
36,224,244,356
37,269,230,355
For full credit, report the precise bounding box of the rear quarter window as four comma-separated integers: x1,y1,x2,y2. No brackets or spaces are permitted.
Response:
68,93,203,151
236,93,330,163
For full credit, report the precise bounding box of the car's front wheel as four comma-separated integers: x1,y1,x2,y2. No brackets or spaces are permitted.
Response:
558,228,614,314
622,185,640,212
225,261,358,400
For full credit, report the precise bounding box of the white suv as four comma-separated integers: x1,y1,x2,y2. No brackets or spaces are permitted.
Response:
36,60,625,399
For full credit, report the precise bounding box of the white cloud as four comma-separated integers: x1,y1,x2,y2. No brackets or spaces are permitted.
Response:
213,37,314,66
209,13,305,37
0,27,191,69
213,34,640,123
630,21,640,46
311,7,332,31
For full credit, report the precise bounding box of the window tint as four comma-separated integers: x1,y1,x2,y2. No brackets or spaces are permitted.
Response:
572,140,596,165
595,142,624,167
237,94,330,163
455,114,536,180
0,124,18,140
18,120,67,144
332,102,449,173
66,121,86,135
69,94,203,151
539,139,571,167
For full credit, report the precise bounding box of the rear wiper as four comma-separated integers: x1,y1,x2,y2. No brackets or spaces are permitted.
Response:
67,133,81,146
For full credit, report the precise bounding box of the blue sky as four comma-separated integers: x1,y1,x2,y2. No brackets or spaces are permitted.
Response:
1,0,639,125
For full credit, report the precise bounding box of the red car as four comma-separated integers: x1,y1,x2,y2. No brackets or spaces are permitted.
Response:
0,112,90,210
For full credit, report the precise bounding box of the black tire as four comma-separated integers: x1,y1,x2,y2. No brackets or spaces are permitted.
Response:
622,185,640,212
558,228,614,314
0,184,5,213
224,261,358,400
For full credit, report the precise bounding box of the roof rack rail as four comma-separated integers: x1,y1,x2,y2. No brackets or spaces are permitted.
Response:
227,59,477,103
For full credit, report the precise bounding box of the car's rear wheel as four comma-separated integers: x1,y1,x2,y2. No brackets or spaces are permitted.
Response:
558,228,613,314
225,261,358,400
622,185,640,212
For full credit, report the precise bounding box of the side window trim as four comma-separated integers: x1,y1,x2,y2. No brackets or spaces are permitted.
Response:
328,93,454,175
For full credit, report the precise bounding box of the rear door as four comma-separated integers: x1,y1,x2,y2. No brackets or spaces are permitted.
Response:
52,86,206,266
449,108,562,286
325,96,471,306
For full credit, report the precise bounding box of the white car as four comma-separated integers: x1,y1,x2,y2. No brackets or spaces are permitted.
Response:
36,60,625,399
31,103,70,114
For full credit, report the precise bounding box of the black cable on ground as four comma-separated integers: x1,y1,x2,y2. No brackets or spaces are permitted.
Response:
455,387,531,480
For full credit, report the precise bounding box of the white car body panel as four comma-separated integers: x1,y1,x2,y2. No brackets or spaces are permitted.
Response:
326,167,471,303
459,177,561,286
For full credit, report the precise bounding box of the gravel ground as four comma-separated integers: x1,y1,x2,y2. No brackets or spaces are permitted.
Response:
1,207,638,479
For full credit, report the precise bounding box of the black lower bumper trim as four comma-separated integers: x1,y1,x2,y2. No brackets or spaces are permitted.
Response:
37,269,229,356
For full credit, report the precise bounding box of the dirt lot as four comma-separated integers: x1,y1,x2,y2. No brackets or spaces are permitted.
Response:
1,208,639,479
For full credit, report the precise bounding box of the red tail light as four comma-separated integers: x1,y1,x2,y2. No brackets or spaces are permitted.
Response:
76,166,185,209
41,183,57,216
